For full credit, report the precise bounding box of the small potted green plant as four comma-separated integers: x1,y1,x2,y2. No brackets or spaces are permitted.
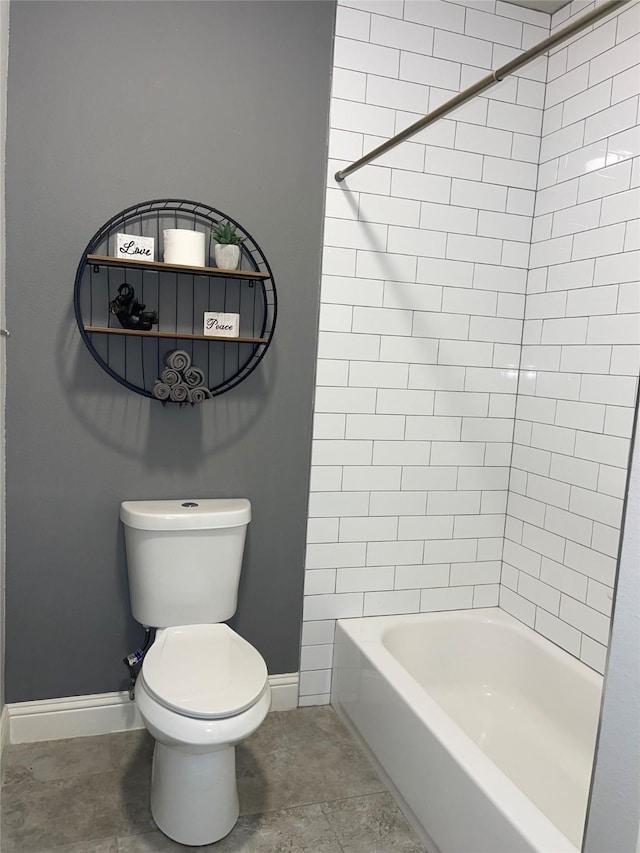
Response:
212,220,245,270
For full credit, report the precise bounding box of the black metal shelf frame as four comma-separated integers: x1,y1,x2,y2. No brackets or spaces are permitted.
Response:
74,199,277,400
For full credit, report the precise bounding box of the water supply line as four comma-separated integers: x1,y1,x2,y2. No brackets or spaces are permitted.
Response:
123,627,152,700
334,0,630,184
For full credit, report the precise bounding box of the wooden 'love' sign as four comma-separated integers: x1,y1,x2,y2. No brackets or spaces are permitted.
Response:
116,232,155,261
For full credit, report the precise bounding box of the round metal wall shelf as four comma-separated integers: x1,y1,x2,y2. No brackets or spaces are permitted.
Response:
74,199,277,401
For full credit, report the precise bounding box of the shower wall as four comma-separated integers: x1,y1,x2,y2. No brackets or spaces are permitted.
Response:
500,0,640,673
301,0,550,705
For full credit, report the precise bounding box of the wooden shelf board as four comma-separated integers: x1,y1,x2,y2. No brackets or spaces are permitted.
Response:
85,325,267,344
87,254,270,279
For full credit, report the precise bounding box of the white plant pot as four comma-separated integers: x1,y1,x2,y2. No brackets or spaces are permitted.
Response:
214,244,241,270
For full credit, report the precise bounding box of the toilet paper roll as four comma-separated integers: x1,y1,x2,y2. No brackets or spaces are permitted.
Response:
163,229,206,267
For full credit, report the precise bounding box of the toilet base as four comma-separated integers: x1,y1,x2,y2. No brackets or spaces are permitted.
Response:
150,741,239,846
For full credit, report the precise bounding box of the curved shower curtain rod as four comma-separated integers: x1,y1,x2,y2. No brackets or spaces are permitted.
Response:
335,0,630,183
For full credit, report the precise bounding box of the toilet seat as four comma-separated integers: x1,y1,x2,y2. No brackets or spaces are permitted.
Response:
141,624,268,720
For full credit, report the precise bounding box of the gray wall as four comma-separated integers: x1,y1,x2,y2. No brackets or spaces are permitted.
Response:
5,0,334,702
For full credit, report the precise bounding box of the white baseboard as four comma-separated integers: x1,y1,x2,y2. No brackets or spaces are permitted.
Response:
267,672,299,712
0,704,9,779
8,690,144,744
7,672,300,744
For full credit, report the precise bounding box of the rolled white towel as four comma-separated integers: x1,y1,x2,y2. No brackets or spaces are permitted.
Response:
164,349,191,372
183,366,206,388
152,382,171,401
169,382,189,403
161,367,181,387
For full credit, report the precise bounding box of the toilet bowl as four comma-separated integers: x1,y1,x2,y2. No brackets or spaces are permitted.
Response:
135,623,271,846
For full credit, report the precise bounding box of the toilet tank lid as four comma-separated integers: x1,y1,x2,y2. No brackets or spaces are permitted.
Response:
120,499,251,531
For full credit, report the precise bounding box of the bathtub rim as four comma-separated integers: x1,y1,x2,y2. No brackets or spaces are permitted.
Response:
332,606,602,853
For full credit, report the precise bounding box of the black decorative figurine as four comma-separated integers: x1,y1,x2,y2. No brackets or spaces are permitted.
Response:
109,283,159,331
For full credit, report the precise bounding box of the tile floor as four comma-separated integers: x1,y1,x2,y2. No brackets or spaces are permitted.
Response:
1,706,426,853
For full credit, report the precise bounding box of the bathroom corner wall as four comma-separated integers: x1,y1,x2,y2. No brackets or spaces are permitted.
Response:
301,0,550,705
500,0,640,673
584,414,640,853
0,0,7,718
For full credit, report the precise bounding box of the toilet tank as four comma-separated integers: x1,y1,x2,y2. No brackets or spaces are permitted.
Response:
120,499,251,627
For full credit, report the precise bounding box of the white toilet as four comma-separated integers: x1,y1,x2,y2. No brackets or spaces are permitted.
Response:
120,498,271,847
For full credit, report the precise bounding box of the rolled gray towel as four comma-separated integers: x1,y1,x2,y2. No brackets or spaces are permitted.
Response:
161,367,181,387
152,381,171,401
183,366,206,388
169,382,189,403
164,349,191,372
188,386,211,404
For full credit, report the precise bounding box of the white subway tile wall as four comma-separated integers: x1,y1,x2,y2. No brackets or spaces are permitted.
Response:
300,0,545,705
501,0,639,674
300,0,639,705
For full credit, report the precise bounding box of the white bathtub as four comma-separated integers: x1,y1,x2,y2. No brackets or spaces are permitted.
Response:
331,607,602,853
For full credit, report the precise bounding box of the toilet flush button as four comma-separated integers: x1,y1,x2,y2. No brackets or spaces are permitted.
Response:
182,502,199,508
